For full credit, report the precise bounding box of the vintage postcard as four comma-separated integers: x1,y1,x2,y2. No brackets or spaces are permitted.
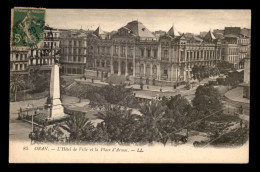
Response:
9,8,250,163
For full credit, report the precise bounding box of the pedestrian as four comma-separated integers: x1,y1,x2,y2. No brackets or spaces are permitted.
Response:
240,119,243,129
239,105,244,114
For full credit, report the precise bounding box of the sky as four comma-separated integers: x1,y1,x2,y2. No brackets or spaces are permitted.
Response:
45,9,251,34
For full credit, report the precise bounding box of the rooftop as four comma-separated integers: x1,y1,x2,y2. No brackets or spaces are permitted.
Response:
124,20,155,38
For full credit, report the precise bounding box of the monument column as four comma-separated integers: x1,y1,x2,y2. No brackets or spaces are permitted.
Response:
133,45,136,77
49,64,64,119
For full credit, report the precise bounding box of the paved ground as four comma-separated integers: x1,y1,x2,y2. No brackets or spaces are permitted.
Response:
9,95,91,142
225,87,250,104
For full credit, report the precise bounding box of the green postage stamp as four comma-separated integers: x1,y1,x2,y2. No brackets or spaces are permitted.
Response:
11,7,45,48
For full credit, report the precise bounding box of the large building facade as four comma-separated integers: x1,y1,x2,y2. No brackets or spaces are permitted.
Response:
28,26,61,73
59,29,88,75
10,47,30,75
85,21,222,86
221,27,251,69
10,26,62,75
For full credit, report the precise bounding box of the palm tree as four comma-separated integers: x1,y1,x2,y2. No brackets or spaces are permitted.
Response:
138,100,168,144
10,73,25,102
63,111,94,143
95,105,139,143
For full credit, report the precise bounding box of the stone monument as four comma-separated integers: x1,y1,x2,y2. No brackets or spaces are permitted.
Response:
48,64,65,119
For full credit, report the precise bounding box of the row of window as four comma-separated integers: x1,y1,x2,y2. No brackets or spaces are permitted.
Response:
64,67,84,74
67,56,85,62
31,49,59,57
96,60,110,68
12,63,27,71
228,56,239,63
140,49,158,58
44,41,59,48
228,48,239,55
238,39,250,44
11,53,28,61
67,40,85,47
44,32,59,39
62,48,86,55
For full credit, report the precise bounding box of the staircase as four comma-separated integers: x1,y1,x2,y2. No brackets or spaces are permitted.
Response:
105,74,127,85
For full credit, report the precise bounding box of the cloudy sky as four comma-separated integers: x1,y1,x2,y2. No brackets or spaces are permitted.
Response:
45,9,251,34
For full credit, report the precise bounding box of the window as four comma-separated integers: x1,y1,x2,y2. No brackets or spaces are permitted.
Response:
73,56,77,62
122,46,126,55
141,49,144,57
154,49,157,58
164,69,168,75
20,64,23,70
96,61,99,67
115,46,119,54
72,68,76,74
102,62,105,67
16,54,19,60
164,50,168,58
15,64,18,70
20,54,23,60
78,57,81,62
74,41,77,46
24,64,27,69
67,68,71,74
24,54,27,59
147,49,151,57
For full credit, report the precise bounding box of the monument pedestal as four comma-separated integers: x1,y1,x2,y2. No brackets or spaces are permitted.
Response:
49,99,65,119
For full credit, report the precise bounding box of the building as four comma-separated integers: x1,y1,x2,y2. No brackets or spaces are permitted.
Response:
10,47,30,75
59,29,88,75
239,48,250,99
85,21,222,86
221,34,240,68
153,30,166,39
221,27,251,69
28,26,61,73
199,32,208,38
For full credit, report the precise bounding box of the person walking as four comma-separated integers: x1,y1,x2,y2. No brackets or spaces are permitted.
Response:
240,119,243,129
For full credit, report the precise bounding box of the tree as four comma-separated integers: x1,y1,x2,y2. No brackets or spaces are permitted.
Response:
137,100,169,144
10,73,25,102
63,111,95,143
192,85,223,116
163,95,194,130
225,71,244,87
27,69,50,93
95,105,140,143
192,65,200,80
216,61,235,75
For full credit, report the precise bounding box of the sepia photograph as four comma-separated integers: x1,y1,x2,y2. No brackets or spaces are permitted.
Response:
9,8,250,163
